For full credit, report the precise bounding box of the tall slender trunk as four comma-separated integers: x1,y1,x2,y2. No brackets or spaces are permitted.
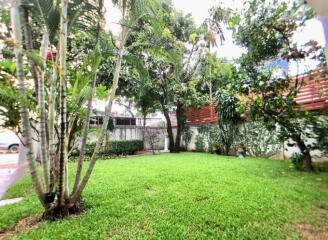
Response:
67,116,79,152
174,102,183,153
58,0,68,205
10,0,45,205
163,110,175,153
49,50,59,192
142,113,147,143
72,73,97,193
39,29,50,191
22,7,39,101
70,46,125,204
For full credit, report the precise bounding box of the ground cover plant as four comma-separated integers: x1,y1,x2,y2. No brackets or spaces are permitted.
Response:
1,153,327,239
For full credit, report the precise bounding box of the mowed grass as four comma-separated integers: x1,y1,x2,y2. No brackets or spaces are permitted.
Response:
0,153,328,239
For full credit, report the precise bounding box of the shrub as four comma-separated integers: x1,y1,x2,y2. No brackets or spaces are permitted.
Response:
235,121,281,157
145,129,161,154
197,125,213,153
195,135,205,152
70,140,144,157
182,125,193,150
108,140,144,155
69,142,97,157
290,153,304,171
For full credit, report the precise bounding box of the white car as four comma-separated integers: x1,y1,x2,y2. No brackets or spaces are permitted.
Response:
0,129,20,153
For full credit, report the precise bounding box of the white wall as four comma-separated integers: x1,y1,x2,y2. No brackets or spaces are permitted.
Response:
88,126,166,150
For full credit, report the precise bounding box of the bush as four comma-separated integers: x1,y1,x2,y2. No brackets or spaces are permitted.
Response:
70,140,144,157
182,125,193,150
108,140,144,155
290,153,304,171
197,125,213,153
195,135,205,152
69,142,97,157
235,121,281,157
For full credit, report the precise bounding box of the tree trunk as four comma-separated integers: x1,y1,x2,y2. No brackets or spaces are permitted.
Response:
22,7,39,101
174,102,183,153
48,50,58,192
67,116,79,153
72,73,97,193
10,0,45,206
70,46,125,204
294,135,314,172
39,29,50,191
58,0,68,205
163,110,175,153
142,113,147,143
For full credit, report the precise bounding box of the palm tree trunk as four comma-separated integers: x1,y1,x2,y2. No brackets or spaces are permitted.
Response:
39,29,50,191
22,7,39,101
70,46,125,204
72,73,97,193
58,0,68,206
10,0,45,205
48,53,58,192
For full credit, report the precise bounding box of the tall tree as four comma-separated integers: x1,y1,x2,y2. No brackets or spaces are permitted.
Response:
8,0,107,218
127,6,209,152
231,0,321,171
70,0,160,204
10,0,45,205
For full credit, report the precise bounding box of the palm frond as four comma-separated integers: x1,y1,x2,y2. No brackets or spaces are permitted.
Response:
21,0,104,41
22,0,60,40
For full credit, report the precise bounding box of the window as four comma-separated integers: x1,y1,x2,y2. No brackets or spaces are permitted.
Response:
90,116,104,126
116,118,136,126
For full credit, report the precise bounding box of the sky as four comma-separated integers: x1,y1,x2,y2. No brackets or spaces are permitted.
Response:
104,0,326,74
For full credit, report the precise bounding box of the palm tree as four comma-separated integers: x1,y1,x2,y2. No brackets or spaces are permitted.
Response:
70,0,159,204
10,0,104,218
202,5,231,100
10,0,159,219
10,0,45,206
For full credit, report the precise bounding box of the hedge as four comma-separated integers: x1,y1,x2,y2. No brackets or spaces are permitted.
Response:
108,140,144,155
70,140,144,157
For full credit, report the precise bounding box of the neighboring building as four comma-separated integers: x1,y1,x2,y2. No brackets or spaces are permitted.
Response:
88,98,166,150
186,104,217,125
294,68,328,111
81,69,328,156
183,68,328,159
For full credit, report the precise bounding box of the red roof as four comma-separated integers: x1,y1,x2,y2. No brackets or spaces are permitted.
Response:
185,68,328,125
186,103,217,125
294,68,328,111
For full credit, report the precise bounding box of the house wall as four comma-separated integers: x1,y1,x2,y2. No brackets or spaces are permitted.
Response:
88,123,327,161
183,125,328,161
88,126,166,150
281,138,327,161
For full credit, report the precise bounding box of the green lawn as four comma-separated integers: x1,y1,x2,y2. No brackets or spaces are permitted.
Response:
1,153,327,239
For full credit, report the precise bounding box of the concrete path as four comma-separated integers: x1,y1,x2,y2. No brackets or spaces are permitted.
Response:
0,153,20,200
0,197,23,207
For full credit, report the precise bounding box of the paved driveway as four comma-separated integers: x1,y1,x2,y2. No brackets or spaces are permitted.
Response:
0,153,20,199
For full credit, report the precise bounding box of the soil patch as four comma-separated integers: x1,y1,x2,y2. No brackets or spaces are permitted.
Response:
297,224,328,240
0,215,41,240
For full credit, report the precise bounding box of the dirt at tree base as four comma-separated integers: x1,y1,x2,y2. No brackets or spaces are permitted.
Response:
0,201,84,239
0,215,41,240
42,200,84,220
